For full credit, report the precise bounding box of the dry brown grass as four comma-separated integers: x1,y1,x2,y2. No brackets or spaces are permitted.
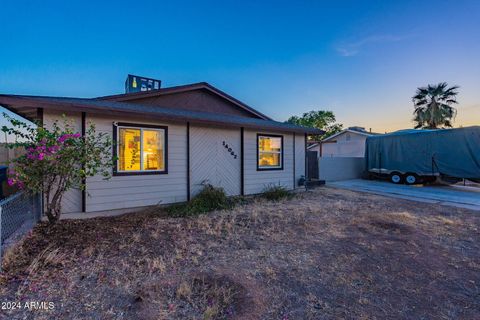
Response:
0,187,479,319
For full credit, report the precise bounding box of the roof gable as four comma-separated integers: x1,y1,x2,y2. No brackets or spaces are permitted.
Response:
322,129,374,142
98,82,271,120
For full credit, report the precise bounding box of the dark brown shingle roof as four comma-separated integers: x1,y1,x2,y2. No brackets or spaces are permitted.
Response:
0,94,324,135
97,82,272,120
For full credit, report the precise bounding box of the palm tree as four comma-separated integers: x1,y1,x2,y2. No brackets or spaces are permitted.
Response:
412,82,459,129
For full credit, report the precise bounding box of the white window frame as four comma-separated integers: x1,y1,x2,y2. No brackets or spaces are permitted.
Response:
116,125,166,173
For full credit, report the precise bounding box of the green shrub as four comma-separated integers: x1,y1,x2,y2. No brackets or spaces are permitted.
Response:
167,184,232,217
189,184,231,213
261,183,292,201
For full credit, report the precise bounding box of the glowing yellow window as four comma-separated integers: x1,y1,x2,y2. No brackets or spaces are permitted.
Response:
142,130,165,171
118,126,166,172
258,135,283,169
119,128,141,171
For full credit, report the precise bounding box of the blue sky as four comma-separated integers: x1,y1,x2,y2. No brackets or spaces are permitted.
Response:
1,0,479,132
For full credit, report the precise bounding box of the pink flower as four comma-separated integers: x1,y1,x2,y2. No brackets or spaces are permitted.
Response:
47,145,59,154
7,178,14,186
38,153,45,160
58,133,82,143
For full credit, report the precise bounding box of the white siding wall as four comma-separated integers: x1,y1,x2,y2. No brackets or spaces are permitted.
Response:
43,110,83,213
43,110,308,213
243,130,295,195
85,114,188,212
190,125,241,196
322,132,367,157
294,134,306,189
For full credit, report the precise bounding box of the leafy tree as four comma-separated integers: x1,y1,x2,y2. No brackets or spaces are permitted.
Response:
412,82,459,129
2,114,114,223
286,110,343,140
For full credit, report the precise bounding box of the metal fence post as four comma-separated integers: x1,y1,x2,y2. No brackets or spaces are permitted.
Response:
39,193,43,221
37,193,39,221
30,193,34,222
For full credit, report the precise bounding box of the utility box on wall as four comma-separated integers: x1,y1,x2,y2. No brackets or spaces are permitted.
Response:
125,74,161,93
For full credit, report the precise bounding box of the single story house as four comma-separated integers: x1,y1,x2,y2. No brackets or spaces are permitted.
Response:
0,79,322,215
308,126,379,158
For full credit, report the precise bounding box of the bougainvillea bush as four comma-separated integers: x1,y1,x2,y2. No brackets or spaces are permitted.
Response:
2,113,114,223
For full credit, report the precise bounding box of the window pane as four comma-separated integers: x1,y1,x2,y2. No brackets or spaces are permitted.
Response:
259,152,280,167
259,136,281,152
119,128,141,171
143,130,165,171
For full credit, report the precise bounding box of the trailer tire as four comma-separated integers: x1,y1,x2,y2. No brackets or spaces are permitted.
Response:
389,172,403,184
405,173,420,185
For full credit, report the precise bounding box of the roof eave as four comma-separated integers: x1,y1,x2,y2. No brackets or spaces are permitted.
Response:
322,129,372,141
0,95,321,135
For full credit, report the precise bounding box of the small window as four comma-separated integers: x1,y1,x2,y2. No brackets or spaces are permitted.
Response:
257,134,283,170
116,124,167,174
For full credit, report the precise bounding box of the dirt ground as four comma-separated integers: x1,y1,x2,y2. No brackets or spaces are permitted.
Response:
0,187,479,319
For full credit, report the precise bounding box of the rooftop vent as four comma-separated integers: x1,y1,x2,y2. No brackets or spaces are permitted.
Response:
125,74,161,93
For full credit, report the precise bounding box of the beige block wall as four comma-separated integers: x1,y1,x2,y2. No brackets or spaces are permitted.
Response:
319,157,365,181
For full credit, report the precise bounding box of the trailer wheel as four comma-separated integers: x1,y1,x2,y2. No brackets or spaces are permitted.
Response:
389,172,403,184
405,173,420,185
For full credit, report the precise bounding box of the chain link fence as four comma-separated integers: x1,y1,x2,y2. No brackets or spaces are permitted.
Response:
0,192,42,270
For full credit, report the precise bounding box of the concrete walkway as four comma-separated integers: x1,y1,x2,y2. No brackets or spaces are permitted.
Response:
329,179,480,211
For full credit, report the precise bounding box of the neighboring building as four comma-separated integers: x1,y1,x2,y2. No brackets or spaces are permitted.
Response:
0,79,322,215
308,126,379,158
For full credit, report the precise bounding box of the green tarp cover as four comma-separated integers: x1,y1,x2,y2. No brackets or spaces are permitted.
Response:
365,126,480,179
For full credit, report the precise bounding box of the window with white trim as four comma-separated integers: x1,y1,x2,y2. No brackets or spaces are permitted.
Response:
257,135,283,170
117,125,166,172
